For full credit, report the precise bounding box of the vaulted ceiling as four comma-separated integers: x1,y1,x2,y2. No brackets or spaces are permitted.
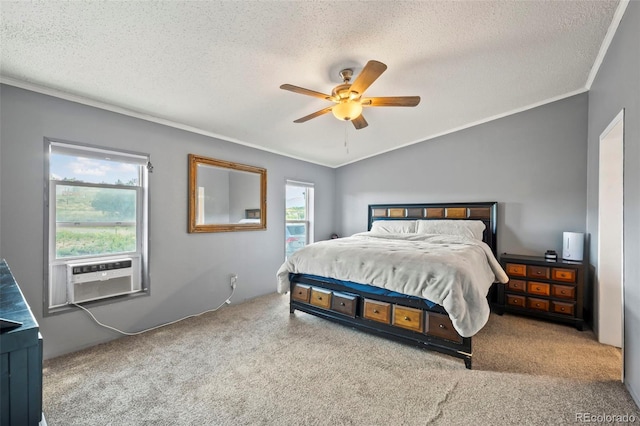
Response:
0,1,621,167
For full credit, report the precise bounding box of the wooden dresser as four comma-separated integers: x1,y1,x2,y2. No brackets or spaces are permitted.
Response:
495,254,586,330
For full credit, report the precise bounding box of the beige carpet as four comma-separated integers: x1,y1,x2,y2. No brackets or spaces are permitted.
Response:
43,293,639,425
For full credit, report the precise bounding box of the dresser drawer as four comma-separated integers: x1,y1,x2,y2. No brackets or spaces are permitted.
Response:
505,263,526,277
330,292,357,317
426,313,462,343
499,254,586,330
291,284,311,303
551,284,576,300
363,299,391,324
527,265,550,279
552,301,575,316
527,281,550,297
507,279,526,293
506,294,526,308
527,297,549,311
309,287,332,309
392,305,424,333
552,268,576,283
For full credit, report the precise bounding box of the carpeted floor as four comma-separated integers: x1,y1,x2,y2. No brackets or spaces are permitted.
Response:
43,293,639,425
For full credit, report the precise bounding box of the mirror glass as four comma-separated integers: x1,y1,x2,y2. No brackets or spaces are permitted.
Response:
188,154,266,232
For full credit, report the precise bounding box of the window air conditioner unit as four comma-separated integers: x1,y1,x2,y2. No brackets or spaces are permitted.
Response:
67,258,140,304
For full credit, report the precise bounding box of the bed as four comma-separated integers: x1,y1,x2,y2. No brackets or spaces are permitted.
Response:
276,202,508,369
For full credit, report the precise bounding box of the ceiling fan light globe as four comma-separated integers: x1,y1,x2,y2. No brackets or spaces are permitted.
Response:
332,101,363,121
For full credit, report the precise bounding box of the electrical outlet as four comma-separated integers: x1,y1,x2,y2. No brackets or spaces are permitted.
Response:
230,274,238,289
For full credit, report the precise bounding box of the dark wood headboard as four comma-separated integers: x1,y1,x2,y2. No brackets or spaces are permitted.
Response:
368,202,498,255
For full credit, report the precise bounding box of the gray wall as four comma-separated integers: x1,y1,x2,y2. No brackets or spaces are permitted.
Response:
335,93,589,258
0,84,335,359
586,1,640,406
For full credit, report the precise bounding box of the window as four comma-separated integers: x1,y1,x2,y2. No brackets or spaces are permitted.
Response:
45,139,150,312
285,181,314,259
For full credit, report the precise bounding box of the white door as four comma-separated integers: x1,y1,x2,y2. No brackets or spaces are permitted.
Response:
597,110,624,355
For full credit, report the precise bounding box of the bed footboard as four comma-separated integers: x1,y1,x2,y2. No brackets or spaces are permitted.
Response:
289,274,473,369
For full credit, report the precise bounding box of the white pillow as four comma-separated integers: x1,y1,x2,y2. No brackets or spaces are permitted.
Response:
370,220,416,234
415,220,486,240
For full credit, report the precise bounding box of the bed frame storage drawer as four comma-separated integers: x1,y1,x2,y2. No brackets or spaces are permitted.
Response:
288,275,474,368
392,305,423,333
331,292,358,317
426,313,462,343
291,284,311,303
363,299,391,324
310,287,332,309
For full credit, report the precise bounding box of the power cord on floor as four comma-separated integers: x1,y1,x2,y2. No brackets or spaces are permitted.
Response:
71,287,236,336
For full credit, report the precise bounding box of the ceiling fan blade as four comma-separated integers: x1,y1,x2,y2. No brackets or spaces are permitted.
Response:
352,114,368,130
361,96,421,107
293,106,334,123
349,60,387,96
280,84,331,100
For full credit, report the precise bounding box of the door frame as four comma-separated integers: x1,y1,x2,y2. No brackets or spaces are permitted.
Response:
597,108,625,380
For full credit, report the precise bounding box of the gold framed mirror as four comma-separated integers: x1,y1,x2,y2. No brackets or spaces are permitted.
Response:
188,154,267,233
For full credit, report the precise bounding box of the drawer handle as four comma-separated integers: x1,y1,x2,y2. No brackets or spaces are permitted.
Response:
373,309,379,314
561,290,566,295
535,287,540,291
340,302,345,306
439,324,445,329
404,316,410,321
535,303,541,307
561,307,565,311
318,297,322,300
298,291,303,295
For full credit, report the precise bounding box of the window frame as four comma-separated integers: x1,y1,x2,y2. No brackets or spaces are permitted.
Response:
285,180,314,259
50,180,141,260
43,138,150,315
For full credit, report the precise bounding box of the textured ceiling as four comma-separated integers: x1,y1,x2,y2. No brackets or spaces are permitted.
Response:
0,1,621,167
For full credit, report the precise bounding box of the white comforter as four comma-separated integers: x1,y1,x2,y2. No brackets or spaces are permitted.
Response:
277,232,509,337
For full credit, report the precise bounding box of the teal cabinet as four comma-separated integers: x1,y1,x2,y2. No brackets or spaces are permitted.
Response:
0,259,43,426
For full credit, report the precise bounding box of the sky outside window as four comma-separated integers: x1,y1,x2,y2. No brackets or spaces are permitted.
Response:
286,185,306,219
50,153,139,185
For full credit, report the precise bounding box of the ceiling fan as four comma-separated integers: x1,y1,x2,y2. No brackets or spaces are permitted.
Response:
280,60,420,130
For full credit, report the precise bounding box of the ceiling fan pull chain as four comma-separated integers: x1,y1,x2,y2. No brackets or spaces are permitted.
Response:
344,122,349,154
